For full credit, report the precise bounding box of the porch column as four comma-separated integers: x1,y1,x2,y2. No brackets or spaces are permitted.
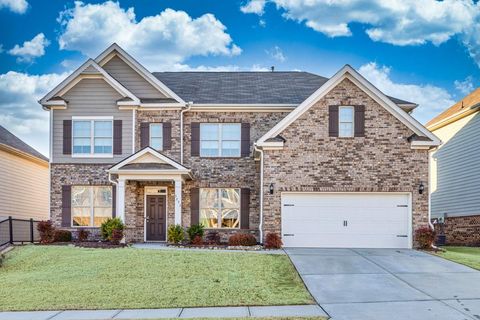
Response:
174,179,182,225
117,178,126,223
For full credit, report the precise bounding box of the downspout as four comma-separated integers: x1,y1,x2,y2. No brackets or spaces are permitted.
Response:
254,143,264,242
180,102,193,164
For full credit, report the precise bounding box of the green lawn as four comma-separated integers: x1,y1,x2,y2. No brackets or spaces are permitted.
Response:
0,245,314,311
436,246,480,270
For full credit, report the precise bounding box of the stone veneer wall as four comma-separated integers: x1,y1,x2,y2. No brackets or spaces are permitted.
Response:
434,215,480,246
261,78,430,245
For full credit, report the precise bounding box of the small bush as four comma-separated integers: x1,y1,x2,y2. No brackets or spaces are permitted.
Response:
77,229,89,242
167,225,184,244
415,226,436,249
53,230,72,242
37,220,55,244
100,218,125,241
191,235,203,245
110,229,124,245
265,233,282,249
228,233,257,246
205,231,221,245
186,224,205,243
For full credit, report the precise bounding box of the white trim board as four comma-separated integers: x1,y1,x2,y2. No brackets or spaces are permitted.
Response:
256,65,440,148
108,147,190,172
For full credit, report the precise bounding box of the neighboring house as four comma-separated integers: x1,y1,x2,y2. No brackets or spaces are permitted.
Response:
427,89,480,245
39,43,440,248
0,125,49,221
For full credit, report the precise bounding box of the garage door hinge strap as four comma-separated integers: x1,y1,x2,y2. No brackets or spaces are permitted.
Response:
283,204,295,207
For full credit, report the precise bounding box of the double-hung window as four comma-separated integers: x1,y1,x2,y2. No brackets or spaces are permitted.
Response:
71,186,112,227
339,106,354,137
150,123,163,150
199,188,240,229
200,123,241,157
72,118,113,156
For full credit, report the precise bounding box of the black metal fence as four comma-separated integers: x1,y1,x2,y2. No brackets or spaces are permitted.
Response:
0,217,41,246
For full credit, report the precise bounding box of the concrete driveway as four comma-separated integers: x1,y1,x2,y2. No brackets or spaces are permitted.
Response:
285,248,480,320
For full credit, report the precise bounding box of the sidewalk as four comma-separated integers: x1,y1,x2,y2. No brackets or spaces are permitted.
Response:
0,305,328,320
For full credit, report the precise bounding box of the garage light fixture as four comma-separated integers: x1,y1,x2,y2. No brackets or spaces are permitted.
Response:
418,182,425,194
269,183,274,195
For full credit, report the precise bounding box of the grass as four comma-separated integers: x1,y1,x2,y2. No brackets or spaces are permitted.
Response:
0,245,314,311
131,318,326,320
435,246,480,270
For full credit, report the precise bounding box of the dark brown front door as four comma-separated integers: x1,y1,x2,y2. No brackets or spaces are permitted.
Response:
146,195,166,241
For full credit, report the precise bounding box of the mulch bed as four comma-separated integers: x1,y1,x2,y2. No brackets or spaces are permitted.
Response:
168,243,267,251
74,241,126,249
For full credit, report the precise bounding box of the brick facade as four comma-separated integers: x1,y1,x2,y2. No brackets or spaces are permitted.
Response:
434,215,480,246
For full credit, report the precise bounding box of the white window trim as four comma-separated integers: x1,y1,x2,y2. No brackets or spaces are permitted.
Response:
338,106,355,138
199,188,241,229
71,186,113,228
149,123,164,151
200,123,241,158
72,116,114,158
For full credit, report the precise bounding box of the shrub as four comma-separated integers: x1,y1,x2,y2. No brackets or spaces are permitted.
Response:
205,231,221,245
415,226,436,249
186,224,205,243
100,218,125,241
264,233,282,249
77,229,89,242
167,225,184,244
53,230,72,242
110,229,124,245
228,233,257,246
191,235,203,245
37,220,55,244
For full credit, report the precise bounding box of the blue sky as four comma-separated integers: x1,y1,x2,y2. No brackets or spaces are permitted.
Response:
0,0,479,156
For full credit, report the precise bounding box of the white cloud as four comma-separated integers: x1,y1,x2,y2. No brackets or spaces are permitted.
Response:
259,19,266,27
359,62,455,124
454,76,475,95
241,0,480,67
266,46,286,62
0,71,68,156
57,1,241,70
8,33,50,62
0,0,28,14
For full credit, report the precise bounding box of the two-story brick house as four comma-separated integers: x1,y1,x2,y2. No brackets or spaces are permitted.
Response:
40,44,440,248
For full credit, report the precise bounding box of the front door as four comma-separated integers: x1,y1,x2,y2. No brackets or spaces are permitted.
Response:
146,195,167,241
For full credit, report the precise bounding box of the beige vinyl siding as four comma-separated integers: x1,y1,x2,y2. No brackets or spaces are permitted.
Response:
52,78,133,163
103,56,166,99
0,150,48,220
430,111,480,218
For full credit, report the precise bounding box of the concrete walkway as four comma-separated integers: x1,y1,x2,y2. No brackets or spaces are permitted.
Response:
0,305,327,320
285,248,480,320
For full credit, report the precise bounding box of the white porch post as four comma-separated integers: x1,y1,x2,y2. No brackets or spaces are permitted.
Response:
174,179,182,225
117,178,126,223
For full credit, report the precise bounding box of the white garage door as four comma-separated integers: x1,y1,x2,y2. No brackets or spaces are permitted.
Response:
281,193,411,248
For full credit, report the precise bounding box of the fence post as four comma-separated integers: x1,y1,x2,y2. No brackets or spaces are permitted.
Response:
8,216,13,244
30,218,34,243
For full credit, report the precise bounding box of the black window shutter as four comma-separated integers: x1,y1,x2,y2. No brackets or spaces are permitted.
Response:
240,188,250,229
190,188,199,225
329,105,339,137
63,120,72,155
113,120,122,154
191,123,200,156
241,123,250,157
140,122,150,148
112,185,116,218
354,105,365,137
163,122,172,150
61,185,72,227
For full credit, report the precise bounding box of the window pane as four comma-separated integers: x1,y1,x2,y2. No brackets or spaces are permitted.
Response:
94,186,112,207
200,209,218,228
339,107,353,122
150,123,163,138
94,121,112,137
73,138,91,154
150,137,162,150
93,208,111,227
221,141,241,157
222,124,241,140
221,209,239,228
200,141,219,157
200,189,219,208
200,124,219,140
73,121,91,137
220,189,240,209
339,123,353,137
72,207,90,226
94,138,112,154
72,187,91,207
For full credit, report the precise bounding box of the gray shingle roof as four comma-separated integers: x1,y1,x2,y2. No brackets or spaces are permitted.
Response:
0,126,48,162
153,71,416,107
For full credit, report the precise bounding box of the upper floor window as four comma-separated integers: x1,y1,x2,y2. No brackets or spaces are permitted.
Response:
200,123,241,157
72,118,113,156
199,188,240,229
339,106,354,137
150,123,163,150
71,186,112,227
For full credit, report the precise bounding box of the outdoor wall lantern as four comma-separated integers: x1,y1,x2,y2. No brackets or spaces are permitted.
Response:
418,182,425,194
269,183,274,195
